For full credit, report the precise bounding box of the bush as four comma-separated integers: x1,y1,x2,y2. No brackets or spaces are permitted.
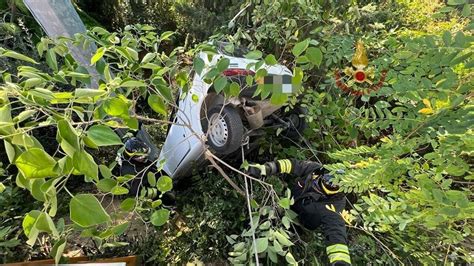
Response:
1,0,472,264
0,25,183,263
220,0,473,264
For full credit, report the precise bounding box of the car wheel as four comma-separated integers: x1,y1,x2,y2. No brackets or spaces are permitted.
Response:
202,104,244,155
282,106,308,139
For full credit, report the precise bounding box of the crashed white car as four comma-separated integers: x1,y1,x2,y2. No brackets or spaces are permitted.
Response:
23,1,304,181
159,42,305,179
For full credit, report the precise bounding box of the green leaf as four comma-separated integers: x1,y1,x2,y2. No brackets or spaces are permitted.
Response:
120,198,136,212
264,54,278,65
245,75,252,87
125,117,139,130
46,49,58,72
23,78,43,88
454,31,466,47
41,212,59,235
442,31,451,46
160,31,175,41
292,39,309,57
193,57,205,76
26,211,58,242
256,68,268,79
99,165,113,179
461,3,471,17
447,0,466,5
126,47,139,61
229,82,241,97
440,206,460,216
111,222,129,236
255,59,265,70
274,231,293,246
73,150,98,181
91,47,105,65
259,221,271,230
255,237,268,253
31,179,46,201
285,252,297,265
273,239,283,253
104,64,112,82
50,238,66,265
121,80,146,88
14,109,36,124
306,47,323,67
15,148,58,179
157,176,173,193
29,88,54,101
66,71,90,79
268,248,278,263
147,172,156,187
115,47,132,61
103,97,128,117
217,58,230,72
282,216,291,229
87,125,122,146
213,76,228,93
16,172,29,190
395,51,413,59
1,50,38,64
152,199,162,208
204,68,219,81
398,220,409,231
97,178,117,193
278,198,291,209
152,78,174,102
245,50,262,60
0,182,5,193
75,88,106,98
4,140,15,163
292,67,303,85
70,194,111,227
23,210,40,237
58,119,80,157
111,186,129,195
148,94,167,116
83,136,98,149
270,92,288,105
11,136,35,150
150,209,170,227
295,56,309,64
141,52,156,64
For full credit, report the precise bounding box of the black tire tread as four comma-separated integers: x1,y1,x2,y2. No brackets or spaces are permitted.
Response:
202,104,244,155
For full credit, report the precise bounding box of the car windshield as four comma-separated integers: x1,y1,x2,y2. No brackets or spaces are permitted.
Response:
216,41,250,57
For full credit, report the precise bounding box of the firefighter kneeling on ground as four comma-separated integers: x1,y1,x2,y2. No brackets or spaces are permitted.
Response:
247,159,351,266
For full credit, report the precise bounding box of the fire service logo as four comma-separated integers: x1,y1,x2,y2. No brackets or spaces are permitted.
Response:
335,40,387,96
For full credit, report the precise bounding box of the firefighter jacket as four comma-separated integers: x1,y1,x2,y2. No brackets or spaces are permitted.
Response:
263,159,351,266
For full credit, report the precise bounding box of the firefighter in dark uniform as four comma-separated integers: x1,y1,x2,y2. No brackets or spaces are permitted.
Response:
247,159,351,266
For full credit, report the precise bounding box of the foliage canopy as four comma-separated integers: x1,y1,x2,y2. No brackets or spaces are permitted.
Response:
0,0,473,265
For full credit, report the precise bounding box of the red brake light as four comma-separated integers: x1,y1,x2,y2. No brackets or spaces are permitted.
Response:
222,69,255,76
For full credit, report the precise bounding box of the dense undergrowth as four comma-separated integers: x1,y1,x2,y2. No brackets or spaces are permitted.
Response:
0,0,473,265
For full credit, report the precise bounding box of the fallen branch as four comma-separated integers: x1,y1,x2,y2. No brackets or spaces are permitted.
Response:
205,150,245,197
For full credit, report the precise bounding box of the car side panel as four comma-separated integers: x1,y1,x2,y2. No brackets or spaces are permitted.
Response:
159,75,209,178
160,52,293,179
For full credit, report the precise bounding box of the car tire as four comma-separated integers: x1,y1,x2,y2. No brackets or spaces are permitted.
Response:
282,106,308,139
202,104,244,155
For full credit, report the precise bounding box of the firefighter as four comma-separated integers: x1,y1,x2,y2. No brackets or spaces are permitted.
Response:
247,159,351,266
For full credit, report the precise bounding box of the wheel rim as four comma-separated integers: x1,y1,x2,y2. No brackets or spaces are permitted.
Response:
208,113,228,148
288,113,301,128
